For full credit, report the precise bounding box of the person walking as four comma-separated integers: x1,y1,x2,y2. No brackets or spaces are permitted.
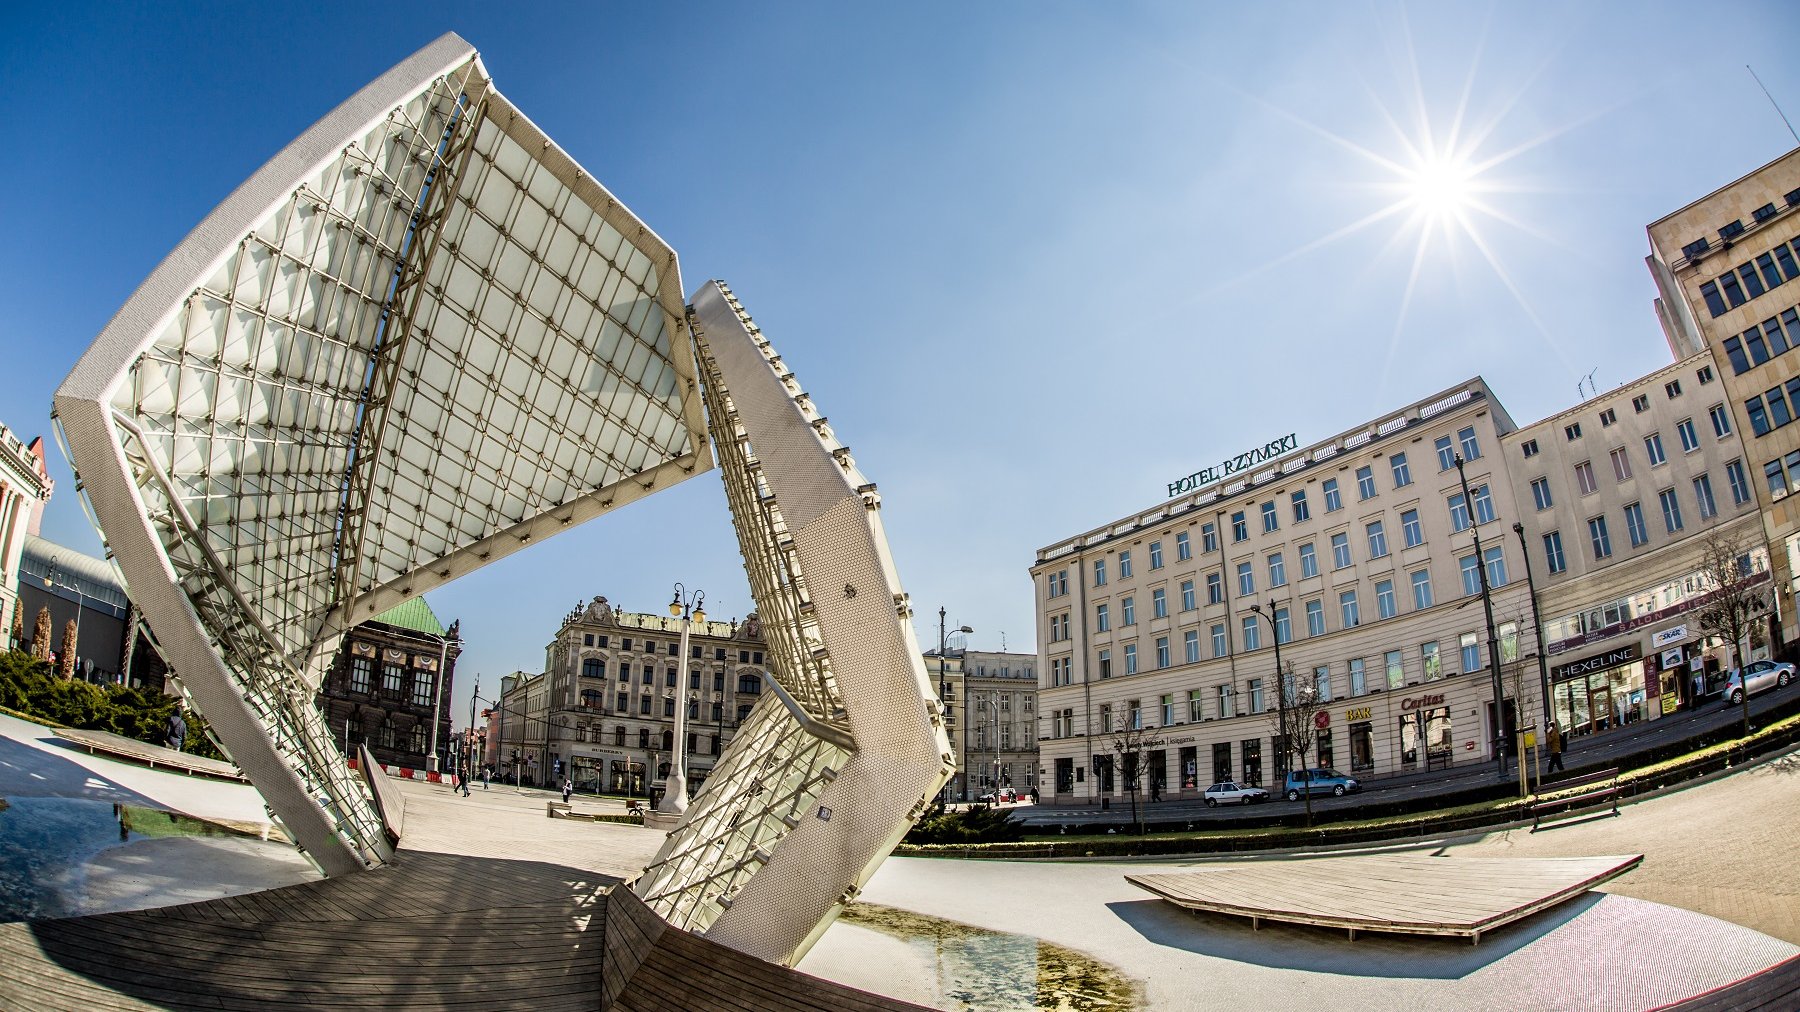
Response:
561,778,573,805
164,708,187,752
481,764,490,790
1546,722,1565,775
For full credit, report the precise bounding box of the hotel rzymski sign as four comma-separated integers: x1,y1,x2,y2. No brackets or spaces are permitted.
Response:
1167,434,1299,498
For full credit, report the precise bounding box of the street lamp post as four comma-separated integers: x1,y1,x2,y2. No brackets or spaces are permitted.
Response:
1248,599,1290,783
937,607,972,800
1454,454,1509,780
426,627,454,773
1512,522,1554,752
659,583,706,817
44,556,86,679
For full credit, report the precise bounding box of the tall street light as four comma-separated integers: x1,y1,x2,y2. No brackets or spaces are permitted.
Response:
938,607,972,799
1512,522,1554,749
1247,599,1290,783
44,555,86,679
1454,454,1508,780
659,583,705,817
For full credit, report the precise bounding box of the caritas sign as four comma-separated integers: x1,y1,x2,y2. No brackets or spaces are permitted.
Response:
1551,643,1640,681
1400,692,1446,711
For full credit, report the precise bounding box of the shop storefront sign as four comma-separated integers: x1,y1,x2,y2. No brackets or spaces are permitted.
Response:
1314,711,1330,730
1400,692,1445,711
1660,647,1684,670
1551,643,1640,681
1652,625,1689,649
1661,693,1679,716
1344,706,1372,721
1548,572,1768,654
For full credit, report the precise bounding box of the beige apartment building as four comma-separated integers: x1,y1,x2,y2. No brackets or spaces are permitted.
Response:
1033,379,1542,804
1646,146,1800,644
1505,352,1767,740
960,649,1038,798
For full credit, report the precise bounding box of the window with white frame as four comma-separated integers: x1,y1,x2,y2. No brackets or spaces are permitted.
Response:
1410,568,1433,609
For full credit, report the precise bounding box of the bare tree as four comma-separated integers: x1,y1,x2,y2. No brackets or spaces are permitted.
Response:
1107,722,1167,836
57,619,78,680
31,607,52,662
1695,528,1771,739
1268,664,1327,826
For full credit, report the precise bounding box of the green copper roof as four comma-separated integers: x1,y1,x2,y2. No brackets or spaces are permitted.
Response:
370,597,449,637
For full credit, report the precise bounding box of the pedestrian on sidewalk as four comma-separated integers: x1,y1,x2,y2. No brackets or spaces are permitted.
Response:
1546,722,1565,774
481,764,490,790
163,708,187,752
562,778,573,805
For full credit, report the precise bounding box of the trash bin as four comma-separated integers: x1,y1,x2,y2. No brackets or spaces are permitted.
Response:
1100,797,1110,810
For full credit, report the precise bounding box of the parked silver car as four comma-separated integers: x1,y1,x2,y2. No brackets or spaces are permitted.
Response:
1203,781,1268,807
1725,660,1795,705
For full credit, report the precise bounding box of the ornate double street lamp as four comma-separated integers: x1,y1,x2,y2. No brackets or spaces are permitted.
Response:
659,583,705,817
1248,600,1290,782
1454,454,1509,781
937,607,972,800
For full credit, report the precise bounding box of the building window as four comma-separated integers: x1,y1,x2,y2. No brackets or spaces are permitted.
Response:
1632,393,1651,413
411,673,433,707
1695,474,1718,519
1666,379,1683,399
1248,680,1265,714
617,692,629,712
1599,407,1617,427
1237,562,1255,596
1459,426,1481,461
1339,590,1360,628
1421,641,1442,681
1098,649,1112,679
1565,423,1583,442
383,664,403,698
1589,515,1613,559
1176,531,1191,561
1184,630,1200,664
1767,457,1791,498
1702,280,1727,317
1410,569,1433,610
1323,479,1343,512
1096,604,1109,632
1436,435,1456,471
1710,403,1733,438
1299,542,1318,578
1624,501,1649,547
1202,523,1219,553
1242,616,1262,651
1211,624,1227,658
1375,580,1397,620
1449,492,1471,532
1460,633,1481,674
1727,459,1752,505
1093,559,1106,587
1152,588,1168,619
1521,439,1539,458
1218,685,1236,719
640,696,652,715
1390,452,1411,488
1305,599,1325,637
1460,555,1482,596
1268,552,1287,587
1366,520,1388,559
1181,580,1196,611
1472,484,1495,524
1231,512,1249,542
1206,572,1223,605
1156,637,1170,669
1349,658,1367,696
1314,665,1332,702
1645,433,1667,467
1356,466,1377,500
1124,644,1138,674
1119,551,1133,578
1149,541,1163,569
1274,607,1292,644
1262,501,1279,533
1188,689,1205,723
1484,546,1507,588
1610,447,1632,482
1659,487,1684,533
1543,531,1566,574
1530,477,1553,511
583,658,603,679
1292,489,1310,523
350,657,373,695
1401,508,1423,548
1575,460,1597,496
1677,418,1700,453
1331,532,1352,569
1385,650,1405,690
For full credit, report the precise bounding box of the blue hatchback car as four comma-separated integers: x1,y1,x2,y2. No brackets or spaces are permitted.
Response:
1283,768,1361,802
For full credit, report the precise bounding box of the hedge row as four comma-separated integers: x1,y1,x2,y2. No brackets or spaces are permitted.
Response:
0,650,225,762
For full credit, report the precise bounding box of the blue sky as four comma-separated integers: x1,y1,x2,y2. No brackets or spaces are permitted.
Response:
3,3,1797,729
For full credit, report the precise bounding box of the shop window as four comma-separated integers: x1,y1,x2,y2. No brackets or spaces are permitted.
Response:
1349,721,1374,772
1240,738,1262,787
1316,729,1333,769
1212,742,1233,786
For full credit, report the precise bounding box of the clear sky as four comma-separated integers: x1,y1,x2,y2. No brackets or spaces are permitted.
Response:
3,3,1798,731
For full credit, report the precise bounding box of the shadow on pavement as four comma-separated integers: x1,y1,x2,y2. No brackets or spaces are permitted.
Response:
0,733,158,807
1105,891,1604,979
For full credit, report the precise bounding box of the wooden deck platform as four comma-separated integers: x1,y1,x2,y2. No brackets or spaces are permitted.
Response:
53,727,245,782
1127,853,1643,944
0,849,927,1010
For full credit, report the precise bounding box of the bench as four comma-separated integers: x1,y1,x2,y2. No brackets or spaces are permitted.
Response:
1529,767,1621,832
